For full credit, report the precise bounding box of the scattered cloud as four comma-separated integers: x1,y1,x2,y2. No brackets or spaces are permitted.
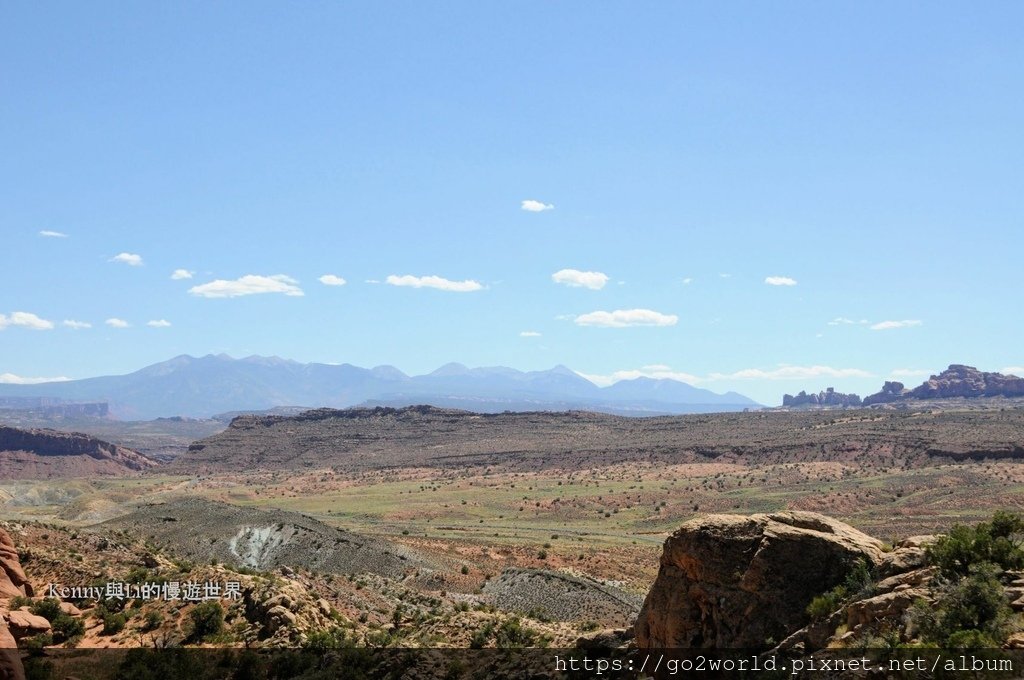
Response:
39,230,67,238
708,365,873,380
105,318,130,328
385,274,483,292
189,274,304,298
62,320,92,330
0,373,71,385
1003,367,1024,377
765,276,797,286
577,366,702,387
318,274,347,287
0,312,54,331
111,252,143,266
577,363,872,387
171,269,194,280
870,319,922,331
551,269,609,290
681,278,693,285
574,309,678,328
891,368,934,378
519,331,542,337
147,319,172,328
521,199,554,212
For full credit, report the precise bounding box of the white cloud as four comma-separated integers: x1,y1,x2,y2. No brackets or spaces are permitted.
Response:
765,276,797,286
189,274,304,298
519,331,542,337
111,252,143,266
62,320,92,330
105,318,130,328
147,319,172,328
551,269,609,290
577,363,872,387
0,373,71,385
385,274,482,292
577,365,702,387
521,199,554,212
0,312,54,331
890,368,934,378
708,365,873,380
574,309,678,328
171,269,194,280
1002,367,1024,377
682,277,693,285
870,319,922,331
39,230,68,238
828,317,855,326
318,274,347,287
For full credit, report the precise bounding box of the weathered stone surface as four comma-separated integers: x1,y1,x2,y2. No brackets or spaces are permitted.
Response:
58,602,82,617
876,547,928,579
0,529,31,598
635,511,884,649
874,567,937,594
5,610,50,639
846,589,928,630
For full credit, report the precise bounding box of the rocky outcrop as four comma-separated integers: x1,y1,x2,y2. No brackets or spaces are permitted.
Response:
0,528,28,680
783,388,861,408
634,512,884,649
865,365,1024,405
0,530,31,599
0,425,155,478
4,610,49,640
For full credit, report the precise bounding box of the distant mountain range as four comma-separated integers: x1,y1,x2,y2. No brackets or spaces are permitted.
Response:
0,354,760,420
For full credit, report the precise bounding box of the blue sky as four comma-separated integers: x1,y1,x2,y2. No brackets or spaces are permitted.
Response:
2,2,1022,405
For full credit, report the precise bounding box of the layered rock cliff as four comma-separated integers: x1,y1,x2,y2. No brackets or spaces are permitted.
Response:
0,426,154,478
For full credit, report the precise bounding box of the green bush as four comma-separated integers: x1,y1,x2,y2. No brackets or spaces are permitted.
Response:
495,617,539,648
469,621,494,649
29,598,62,622
302,627,352,652
188,601,224,641
807,586,847,620
142,610,164,632
913,562,1014,646
50,614,85,644
102,612,127,635
927,511,1024,577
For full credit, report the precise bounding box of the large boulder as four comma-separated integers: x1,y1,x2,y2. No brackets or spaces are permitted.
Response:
635,511,884,649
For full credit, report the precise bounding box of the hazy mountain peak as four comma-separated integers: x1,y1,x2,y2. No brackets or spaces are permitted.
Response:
370,365,409,380
429,362,470,377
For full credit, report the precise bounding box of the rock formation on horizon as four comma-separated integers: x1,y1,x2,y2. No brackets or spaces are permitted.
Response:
783,387,862,408
864,364,1024,405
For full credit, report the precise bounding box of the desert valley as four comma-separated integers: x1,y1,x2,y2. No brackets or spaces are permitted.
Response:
0,361,1022,677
